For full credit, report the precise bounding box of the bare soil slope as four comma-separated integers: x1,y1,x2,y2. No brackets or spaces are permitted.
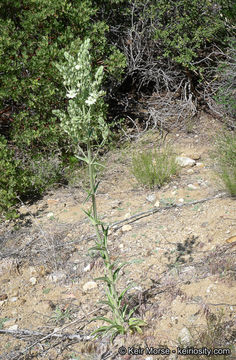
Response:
0,114,235,360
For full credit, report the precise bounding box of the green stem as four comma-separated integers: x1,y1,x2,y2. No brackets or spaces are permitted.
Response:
87,140,125,327
87,139,101,242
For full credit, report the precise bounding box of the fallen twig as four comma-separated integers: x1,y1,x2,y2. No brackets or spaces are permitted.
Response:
0,307,104,360
109,192,228,230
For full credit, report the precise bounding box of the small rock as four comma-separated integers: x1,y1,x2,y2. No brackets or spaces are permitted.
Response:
187,168,194,174
146,194,156,203
154,200,160,207
187,184,198,190
206,284,215,293
190,153,201,160
226,235,236,243
10,297,18,302
47,199,59,205
48,271,66,283
178,327,192,346
47,212,54,219
111,200,122,209
3,319,17,328
19,206,29,215
8,325,18,331
29,277,37,285
196,162,204,167
124,212,131,219
176,156,196,167
83,281,97,292
178,198,184,203
83,264,91,272
53,327,61,333
122,224,132,232
119,243,124,249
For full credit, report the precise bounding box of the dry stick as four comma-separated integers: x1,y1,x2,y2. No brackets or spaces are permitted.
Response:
109,192,228,230
2,307,104,360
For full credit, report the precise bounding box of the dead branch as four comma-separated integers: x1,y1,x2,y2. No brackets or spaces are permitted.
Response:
109,192,228,230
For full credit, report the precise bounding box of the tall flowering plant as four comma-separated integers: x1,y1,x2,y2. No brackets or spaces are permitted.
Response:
53,39,146,341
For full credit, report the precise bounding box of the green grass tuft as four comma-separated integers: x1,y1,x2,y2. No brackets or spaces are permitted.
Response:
131,147,179,188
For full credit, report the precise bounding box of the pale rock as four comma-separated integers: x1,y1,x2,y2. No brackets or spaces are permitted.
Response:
196,162,204,167
53,327,61,333
154,200,160,207
124,212,131,219
0,258,15,276
48,271,66,283
119,243,124,249
187,184,198,190
122,224,132,232
0,301,6,306
83,264,91,272
47,212,54,219
146,194,156,203
83,281,97,292
178,198,184,203
111,200,122,209
10,297,18,302
176,156,196,167
3,319,17,328
206,284,215,293
19,206,29,215
187,168,194,174
178,327,192,346
29,277,37,285
8,324,18,331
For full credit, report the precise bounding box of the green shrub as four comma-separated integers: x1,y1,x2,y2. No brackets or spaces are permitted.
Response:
0,0,127,218
214,132,236,196
0,0,127,155
215,40,236,121
0,135,64,219
131,147,179,188
0,136,19,218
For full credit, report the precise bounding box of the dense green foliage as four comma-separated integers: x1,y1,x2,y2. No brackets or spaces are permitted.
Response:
215,41,236,120
0,0,126,218
0,0,235,218
151,0,233,69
